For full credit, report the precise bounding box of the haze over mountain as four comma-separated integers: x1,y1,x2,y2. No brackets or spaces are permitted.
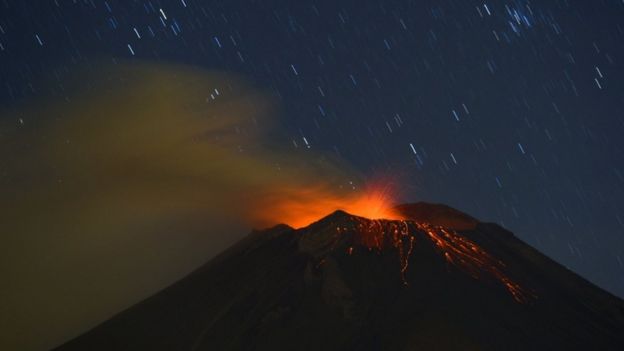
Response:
55,203,624,350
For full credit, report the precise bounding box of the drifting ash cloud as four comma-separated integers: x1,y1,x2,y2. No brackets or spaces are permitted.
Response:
0,61,399,350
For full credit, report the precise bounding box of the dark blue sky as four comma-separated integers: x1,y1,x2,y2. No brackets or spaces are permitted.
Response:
1,0,623,297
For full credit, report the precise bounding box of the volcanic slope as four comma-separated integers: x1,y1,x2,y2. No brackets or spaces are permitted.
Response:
55,203,624,350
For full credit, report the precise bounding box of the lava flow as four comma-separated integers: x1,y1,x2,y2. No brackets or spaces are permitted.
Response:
257,182,530,302
333,215,531,303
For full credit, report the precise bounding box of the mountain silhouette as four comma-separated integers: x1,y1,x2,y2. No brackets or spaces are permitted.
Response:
55,203,624,350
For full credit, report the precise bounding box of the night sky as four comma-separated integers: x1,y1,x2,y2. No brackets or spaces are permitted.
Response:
1,0,623,310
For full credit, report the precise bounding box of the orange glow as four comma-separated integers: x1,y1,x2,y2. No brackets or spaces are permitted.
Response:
250,179,530,303
251,182,404,229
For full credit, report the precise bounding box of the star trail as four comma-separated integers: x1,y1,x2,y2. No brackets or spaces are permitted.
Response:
1,0,623,301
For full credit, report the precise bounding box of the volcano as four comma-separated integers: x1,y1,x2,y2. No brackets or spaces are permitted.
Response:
55,203,624,350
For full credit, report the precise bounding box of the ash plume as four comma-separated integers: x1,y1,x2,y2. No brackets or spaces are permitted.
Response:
0,61,378,351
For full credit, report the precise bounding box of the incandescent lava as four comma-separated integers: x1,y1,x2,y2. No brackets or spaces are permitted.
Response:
299,209,531,303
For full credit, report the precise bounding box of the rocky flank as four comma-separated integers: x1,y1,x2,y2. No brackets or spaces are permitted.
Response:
55,203,624,350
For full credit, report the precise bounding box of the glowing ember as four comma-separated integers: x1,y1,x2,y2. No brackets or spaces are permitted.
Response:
332,215,532,303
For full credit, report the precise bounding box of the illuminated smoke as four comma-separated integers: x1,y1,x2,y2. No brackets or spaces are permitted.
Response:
0,61,375,350
0,61,527,351
252,181,405,228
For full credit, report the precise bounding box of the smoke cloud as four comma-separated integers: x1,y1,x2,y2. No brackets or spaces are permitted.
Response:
0,61,374,350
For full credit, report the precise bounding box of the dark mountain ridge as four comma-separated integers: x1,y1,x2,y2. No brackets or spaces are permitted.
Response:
55,202,624,350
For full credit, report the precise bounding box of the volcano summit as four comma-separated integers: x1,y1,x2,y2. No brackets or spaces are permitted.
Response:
56,203,624,350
